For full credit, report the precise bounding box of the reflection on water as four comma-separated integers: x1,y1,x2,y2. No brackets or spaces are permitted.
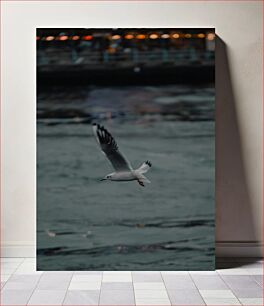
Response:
37,85,215,271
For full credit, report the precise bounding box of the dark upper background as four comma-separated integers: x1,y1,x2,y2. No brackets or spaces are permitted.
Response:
37,28,215,86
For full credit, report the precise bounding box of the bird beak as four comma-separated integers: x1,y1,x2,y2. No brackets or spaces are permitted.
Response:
100,178,106,181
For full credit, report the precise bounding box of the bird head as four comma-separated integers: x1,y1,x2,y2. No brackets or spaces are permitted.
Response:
100,174,113,181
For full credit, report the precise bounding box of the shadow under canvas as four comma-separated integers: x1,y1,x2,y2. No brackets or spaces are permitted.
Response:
215,36,260,267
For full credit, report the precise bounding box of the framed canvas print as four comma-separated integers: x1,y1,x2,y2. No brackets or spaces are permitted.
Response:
37,28,215,270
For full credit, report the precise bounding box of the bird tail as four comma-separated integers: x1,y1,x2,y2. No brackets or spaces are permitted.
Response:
136,161,152,185
139,174,151,184
137,174,151,187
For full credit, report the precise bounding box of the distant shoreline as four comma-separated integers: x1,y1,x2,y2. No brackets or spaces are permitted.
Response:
37,64,214,87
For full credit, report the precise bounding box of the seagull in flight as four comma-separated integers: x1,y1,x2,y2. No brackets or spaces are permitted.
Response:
93,123,152,187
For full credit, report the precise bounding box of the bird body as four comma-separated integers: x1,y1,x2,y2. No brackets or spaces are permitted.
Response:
93,123,152,187
102,169,151,182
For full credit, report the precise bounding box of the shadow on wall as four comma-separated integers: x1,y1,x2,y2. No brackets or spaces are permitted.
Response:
215,36,259,267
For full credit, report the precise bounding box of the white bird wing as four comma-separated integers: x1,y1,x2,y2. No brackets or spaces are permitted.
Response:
92,123,133,172
137,161,152,173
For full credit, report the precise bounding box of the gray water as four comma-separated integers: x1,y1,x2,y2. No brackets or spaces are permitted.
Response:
37,85,215,271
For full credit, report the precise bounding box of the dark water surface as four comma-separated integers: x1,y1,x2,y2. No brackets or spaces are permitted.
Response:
37,85,215,270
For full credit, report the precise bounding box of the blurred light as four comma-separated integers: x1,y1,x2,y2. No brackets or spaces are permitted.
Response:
149,33,159,39
46,36,55,41
207,33,215,41
172,33,180,39
108,47,116,54
197,33,205,38
185,34,192,38
134,66,141,73
111,43,118,49
72,35,80,41
112,34,121,40
161,33,170,39
136,34,146,39
59,35,68,41
36,36,40,40
125,34,134,39
83,35,93,41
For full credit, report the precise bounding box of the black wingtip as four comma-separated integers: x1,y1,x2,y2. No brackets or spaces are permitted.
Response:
92,123,103,129
146,160,152,167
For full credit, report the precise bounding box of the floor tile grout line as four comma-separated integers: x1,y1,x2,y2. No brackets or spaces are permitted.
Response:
133,272,169,305
188,271,208,305
25,268,47,305
22,257,28,264
248,274,263,289
61,271,74,305
97,270,104,306
217,272,244,305
1,257,27,289
159,271,172,306
1,274,11,290
131,271,137,306
1,275,10,290
6,257,25,272
1,258,263,305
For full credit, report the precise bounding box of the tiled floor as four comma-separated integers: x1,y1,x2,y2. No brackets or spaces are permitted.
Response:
0,257,263,305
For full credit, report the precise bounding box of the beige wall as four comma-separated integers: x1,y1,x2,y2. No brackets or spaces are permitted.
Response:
1,1,262,257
